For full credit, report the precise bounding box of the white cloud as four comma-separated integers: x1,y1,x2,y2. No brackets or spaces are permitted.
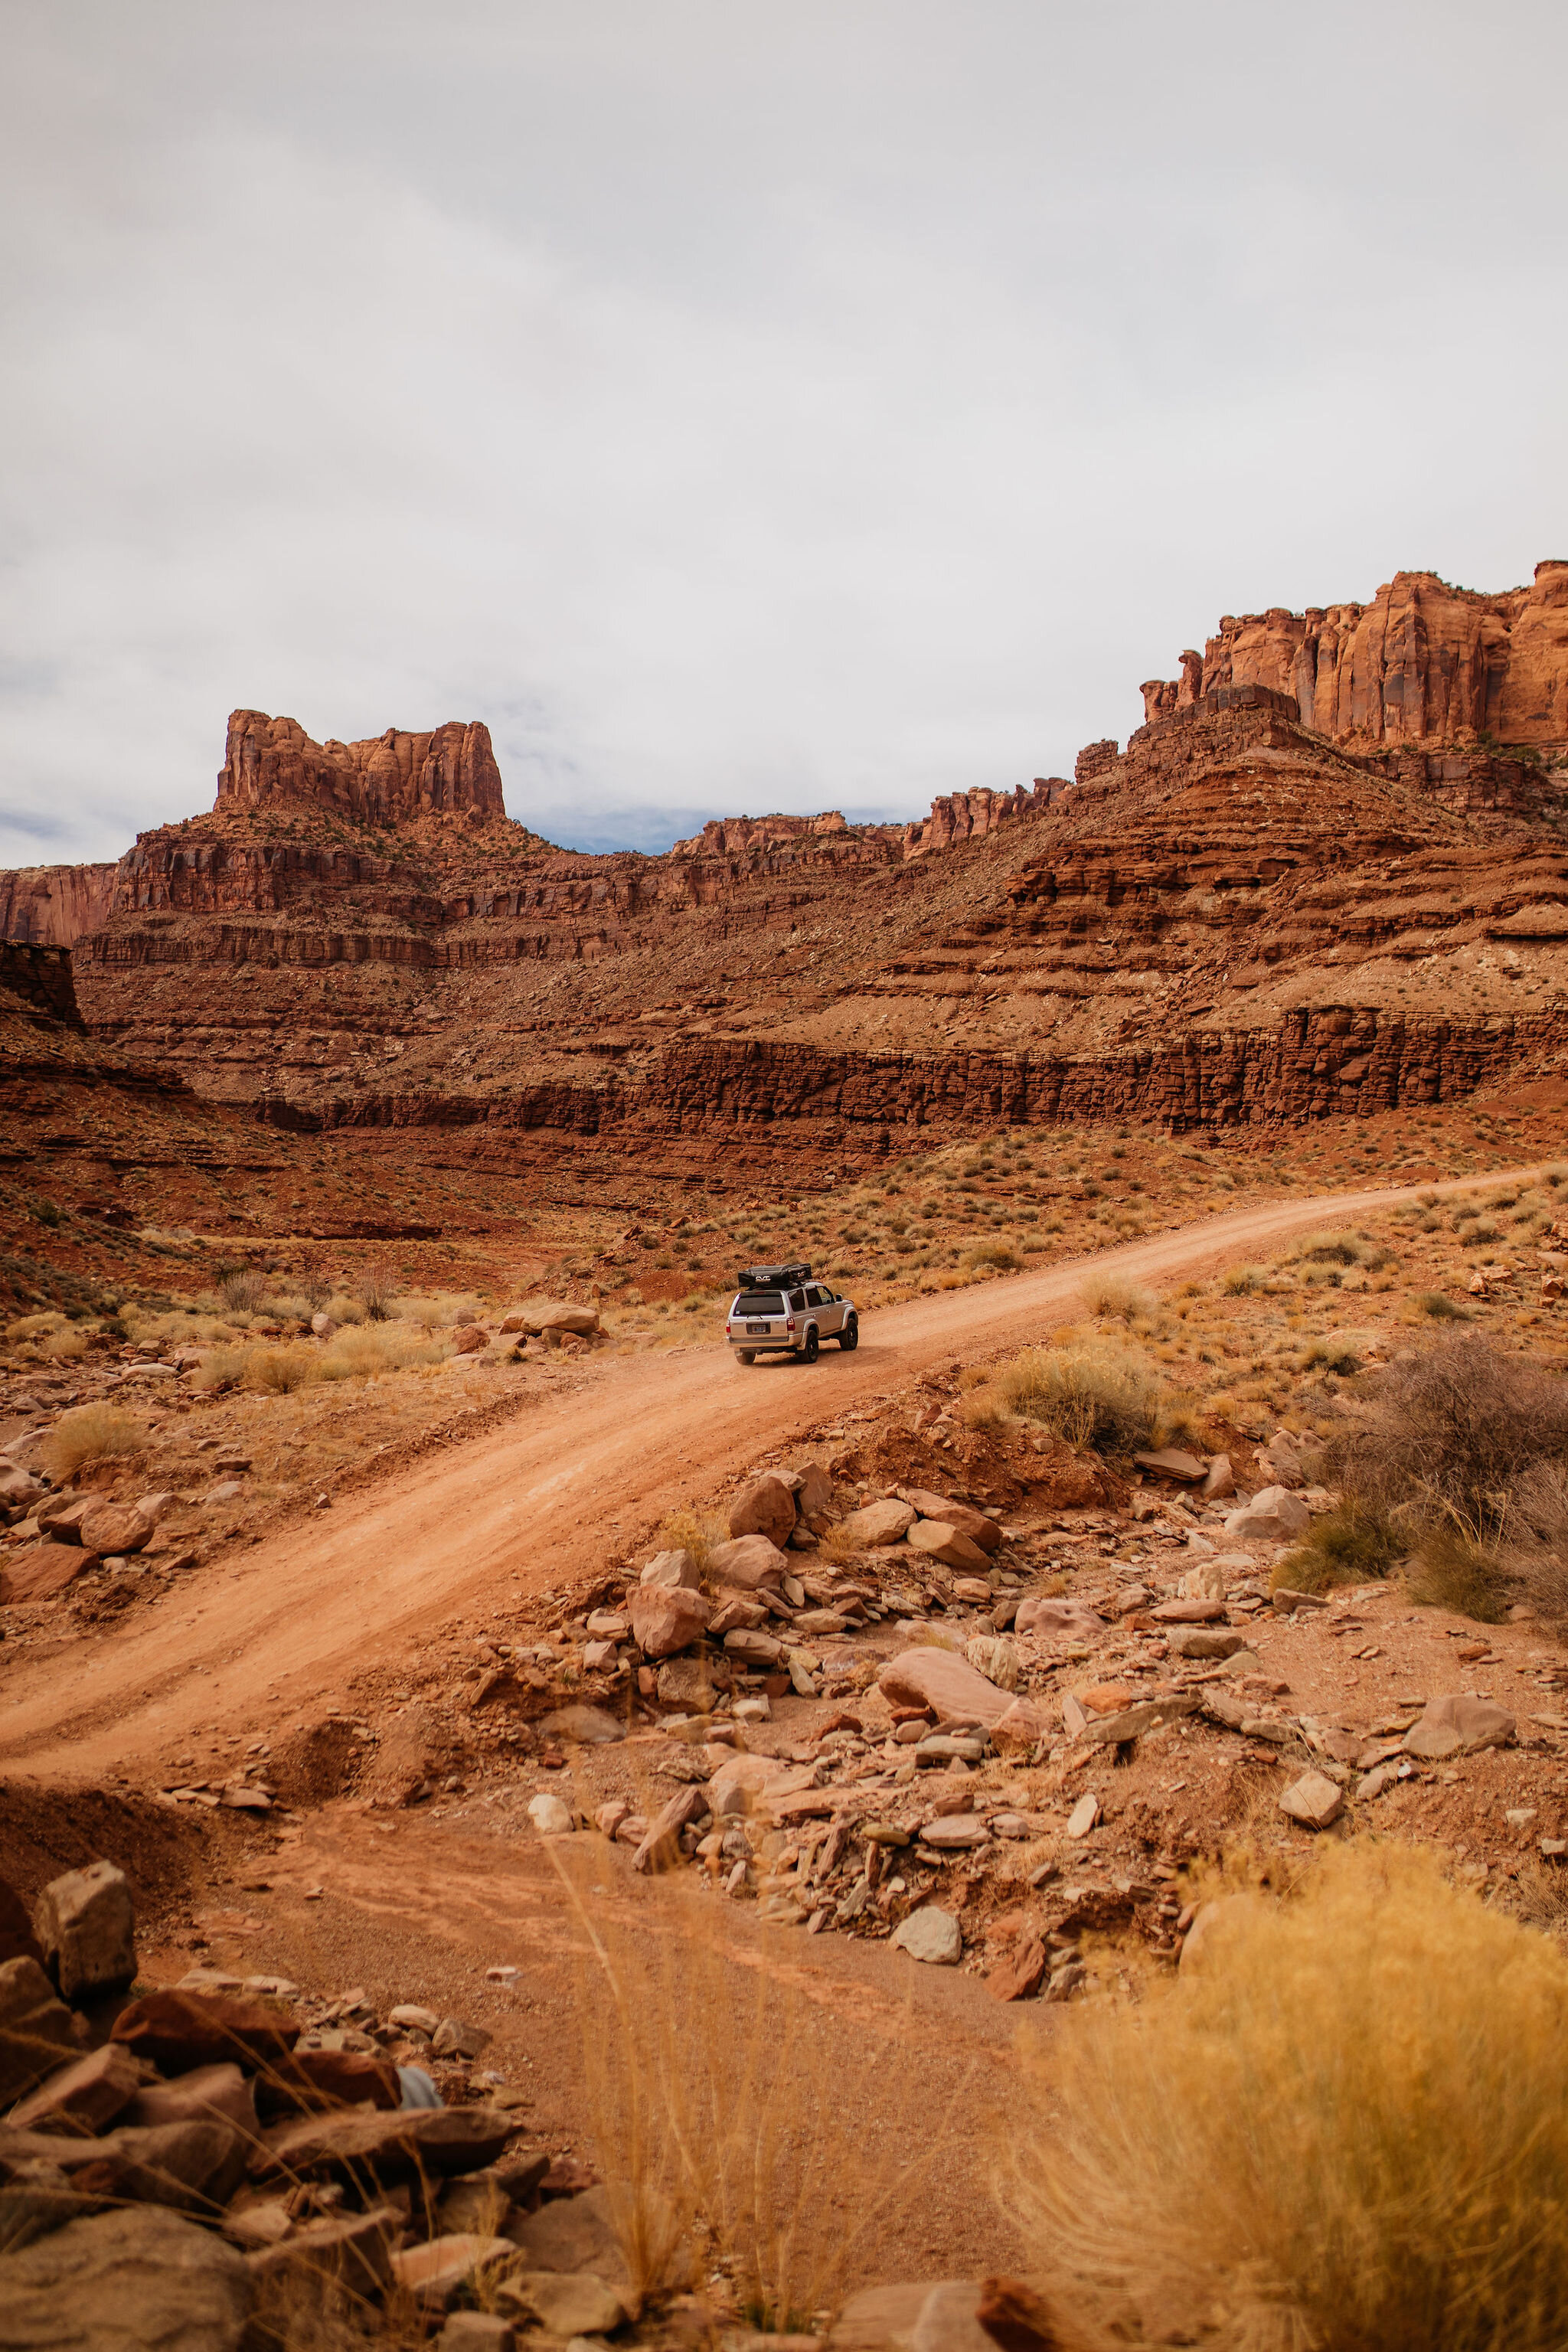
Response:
2,0,1565,864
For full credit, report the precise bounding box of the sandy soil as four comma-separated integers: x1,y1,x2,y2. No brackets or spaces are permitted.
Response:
0,1166,1529,1776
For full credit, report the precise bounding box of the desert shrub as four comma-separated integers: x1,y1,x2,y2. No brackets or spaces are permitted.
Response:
1407,1528,1508,1622
1459,1218,1501,1248
1331,1334,1568,1544
40,1404,148,1481
1415,1291,1470,1320
958,1384,1010,1429
1271,1501,1401,1595
964,1240,1019,1272
38,1327,89,1361
217,1266,266,1312
395,1292,481,1329
1298,1230,1374,1266
1008,1843,1568,2352
1080,1271,1155,1322
1221,1264,1263,1296
1298,1335,1362,1375
995,1342,1161,1455
357,1271,393,1321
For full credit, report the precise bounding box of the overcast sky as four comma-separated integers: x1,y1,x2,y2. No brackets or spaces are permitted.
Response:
3,1,1565,864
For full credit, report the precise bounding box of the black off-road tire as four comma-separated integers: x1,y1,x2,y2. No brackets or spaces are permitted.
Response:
838,1316,859,1351
802,1328,820,1363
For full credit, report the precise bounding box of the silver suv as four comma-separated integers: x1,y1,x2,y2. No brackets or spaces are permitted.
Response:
727,1263,858,1364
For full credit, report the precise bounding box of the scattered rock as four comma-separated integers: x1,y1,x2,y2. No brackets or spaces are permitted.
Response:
991,1697,1048,1753
1201,1453,1236,1501
728,1474,798,1548
878,1647,1012,1726
1165,1628,1247,1660
526,1793,574,1837
34,1861,137,2004
1064,1793,1100,1839
7,2042,145,2138
908,1520,991,1570
1132,1448,1207,1484
501,2270,629,2336
626,1583,712,1658
1013,1598,1106,1642
705,1535,787,1590
890,1908,962,1965
900,1491,1003,1553
841,1498,916,1548
110,1990,299,2077
0,2206,252,2351
632,1785,710,1874
390,2233,512,2310
639,1549,700,1589
1223,1485,1311,1543
0,1958,86,2106
508,2184,629,2282
439,2317,515,2352
1279,1771,1345,1831
537,1705,626,1746
1403,1694,1516,1760
77,1504,154,1557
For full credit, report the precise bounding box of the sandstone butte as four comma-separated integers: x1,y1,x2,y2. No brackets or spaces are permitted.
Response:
3,560,1567,1157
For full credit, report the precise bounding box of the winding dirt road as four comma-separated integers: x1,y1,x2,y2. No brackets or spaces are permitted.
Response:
0,1171,1517,1775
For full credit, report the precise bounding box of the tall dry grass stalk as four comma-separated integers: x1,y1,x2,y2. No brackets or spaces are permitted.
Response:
1006,1843,1568,2352
547,1848,951,2328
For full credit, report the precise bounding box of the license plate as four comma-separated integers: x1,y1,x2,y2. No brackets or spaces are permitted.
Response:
746,1324,769,1337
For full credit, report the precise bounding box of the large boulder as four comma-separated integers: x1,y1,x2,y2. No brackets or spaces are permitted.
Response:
790,1462,835,1519
1223,1485,1311,1543
626,1584,711,1658
907,1521,990,1571
0,1958,83,2107
705,1535,786,1591
900,1491,1002,1553
251,2106,513,2190
841,1498,916,1549
77,1504,154,1558
504,1301,599,1338
34,1860,136,2002
0,2120,249,2216
727,1475,796,1547
890,1909,962,1965
7,2043,144,2138
1403,1694,1516,1761
1014,1598,1107,1642
0,2207,253,2351
639,1549,700,1589
110,1989,299,2076
877,1647,1011,1727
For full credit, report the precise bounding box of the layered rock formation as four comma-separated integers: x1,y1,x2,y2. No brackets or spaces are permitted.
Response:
8,574,1568,1158
1141,561,1568,751
217,710,505,825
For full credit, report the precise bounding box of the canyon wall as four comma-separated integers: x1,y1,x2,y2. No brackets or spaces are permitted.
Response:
0,864,117,948
1141,560,1568,751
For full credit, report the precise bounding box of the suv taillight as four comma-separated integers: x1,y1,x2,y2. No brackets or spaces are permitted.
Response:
786,1317,796,1331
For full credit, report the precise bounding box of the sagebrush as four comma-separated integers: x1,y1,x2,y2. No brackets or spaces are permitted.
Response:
1009,1844,1568,2352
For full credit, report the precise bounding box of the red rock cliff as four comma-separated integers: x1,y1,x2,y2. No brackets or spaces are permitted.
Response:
218,711,506,825
1142,561,1568,750
0,863,118,948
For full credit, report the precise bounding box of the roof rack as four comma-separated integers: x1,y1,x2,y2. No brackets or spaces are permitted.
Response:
737,1263,812,1289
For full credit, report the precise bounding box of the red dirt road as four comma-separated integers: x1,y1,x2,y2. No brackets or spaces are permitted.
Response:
0,1171,1514,1775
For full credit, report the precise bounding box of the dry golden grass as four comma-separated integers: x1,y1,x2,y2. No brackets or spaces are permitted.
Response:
38,1403,149,1481
1008,1843,1568,2352
993,1340,1162,1454
196,1325,452,1394
1080,1271,1156,1323
652,1504,728,1579
548,1851,949,2329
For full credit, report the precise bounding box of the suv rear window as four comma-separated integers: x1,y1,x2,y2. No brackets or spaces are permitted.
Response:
737,1292,783,1315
